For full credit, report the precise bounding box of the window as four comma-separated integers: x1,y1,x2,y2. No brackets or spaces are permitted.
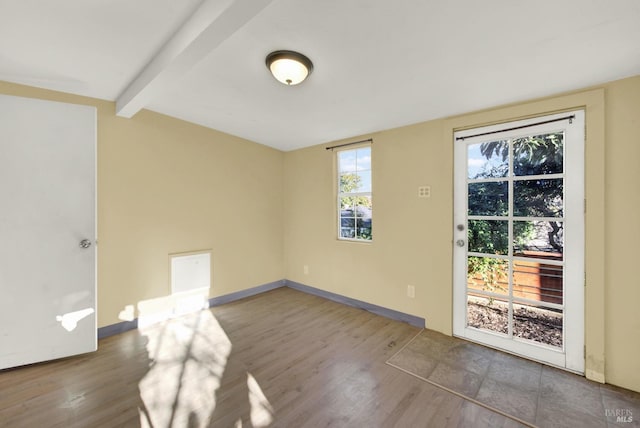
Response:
337,146,372,240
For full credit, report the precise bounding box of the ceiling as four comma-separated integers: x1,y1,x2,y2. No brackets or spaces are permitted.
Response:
1,0,639,151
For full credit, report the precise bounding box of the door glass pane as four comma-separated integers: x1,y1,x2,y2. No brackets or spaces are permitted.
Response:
513,179,563,217
466,295,509,335
513,221,563,260
468,141,508,179
468,220,508,255
468,182,508,216
513,132,563,176
513,302,563,348
513,260,563,304
467,256,508,295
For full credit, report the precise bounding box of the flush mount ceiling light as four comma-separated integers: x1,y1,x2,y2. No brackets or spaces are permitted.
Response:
265,50,313,86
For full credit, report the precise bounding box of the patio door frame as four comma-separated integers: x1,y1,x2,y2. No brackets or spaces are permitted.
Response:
453,110,585,373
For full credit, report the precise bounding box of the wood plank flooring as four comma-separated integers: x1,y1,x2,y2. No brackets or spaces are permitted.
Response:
0,287,526,427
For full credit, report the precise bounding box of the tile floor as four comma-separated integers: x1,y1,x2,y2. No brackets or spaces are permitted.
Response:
387,329,640,427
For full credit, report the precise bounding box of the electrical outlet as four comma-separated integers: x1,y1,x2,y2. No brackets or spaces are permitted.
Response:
407,285,415,298
303,265,309,275
418,186,431,198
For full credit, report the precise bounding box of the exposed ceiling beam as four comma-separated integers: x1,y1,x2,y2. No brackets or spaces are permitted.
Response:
115,0,274,118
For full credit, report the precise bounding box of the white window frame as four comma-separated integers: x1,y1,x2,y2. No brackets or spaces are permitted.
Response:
336,144,372,242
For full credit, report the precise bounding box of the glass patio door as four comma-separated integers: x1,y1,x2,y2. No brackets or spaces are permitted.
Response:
453,111,585,373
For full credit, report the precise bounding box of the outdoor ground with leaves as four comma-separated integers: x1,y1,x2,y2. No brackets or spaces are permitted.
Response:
467,299,563,348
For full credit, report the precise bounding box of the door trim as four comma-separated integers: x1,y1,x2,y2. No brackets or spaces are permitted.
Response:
443,89,604,382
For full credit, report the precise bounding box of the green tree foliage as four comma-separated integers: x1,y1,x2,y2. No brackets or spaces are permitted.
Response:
339,173,372,209
468,256,508,297
340,173,360,192
468,133,564,254
480,133,563,176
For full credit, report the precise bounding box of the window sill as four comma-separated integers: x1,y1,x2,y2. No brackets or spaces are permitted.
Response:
337,237,373,244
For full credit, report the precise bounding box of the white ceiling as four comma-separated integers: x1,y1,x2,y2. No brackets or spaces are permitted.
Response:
1,0,639,151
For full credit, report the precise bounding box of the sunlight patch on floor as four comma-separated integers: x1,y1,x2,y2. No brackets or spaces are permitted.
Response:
138,310,229,427
136,302,274,427
248,373,274,426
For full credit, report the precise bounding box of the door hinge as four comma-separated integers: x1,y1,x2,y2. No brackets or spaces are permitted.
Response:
584,198,587,213
584,273,587,287
584,345,586,359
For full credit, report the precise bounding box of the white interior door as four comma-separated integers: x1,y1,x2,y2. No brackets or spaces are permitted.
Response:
0,94,96,370
453,110,585,373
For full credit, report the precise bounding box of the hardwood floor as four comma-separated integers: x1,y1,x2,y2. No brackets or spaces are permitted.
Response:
0,287,526,427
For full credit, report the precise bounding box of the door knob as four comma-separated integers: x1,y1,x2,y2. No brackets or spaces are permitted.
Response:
457,224,465,231
79,239,92,249
456,239,465,247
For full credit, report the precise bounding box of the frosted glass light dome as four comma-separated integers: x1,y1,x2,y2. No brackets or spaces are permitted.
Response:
266,50,313,86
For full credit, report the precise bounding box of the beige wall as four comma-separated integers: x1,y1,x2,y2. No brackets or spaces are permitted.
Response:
283,121,453,334
0,81,284,328
603,76,640,392
283,75,640,393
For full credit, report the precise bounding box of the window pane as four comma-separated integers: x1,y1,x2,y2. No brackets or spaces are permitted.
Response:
354,196,372,218
513,221,563,260
356,171,371,192
356,218,372,240
340,228,355,238
466,295,508,335
340,173,360,193
340,217,355,228
467,256,508,295
468,220,508,255
513,302,563,348
468,181,508,216
339,196,354,212
339,172,371,193
468,141,508,179
356,147,371,171
513,260,563,304
513,133,563,176
338,150,356,172
513,179,563,217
